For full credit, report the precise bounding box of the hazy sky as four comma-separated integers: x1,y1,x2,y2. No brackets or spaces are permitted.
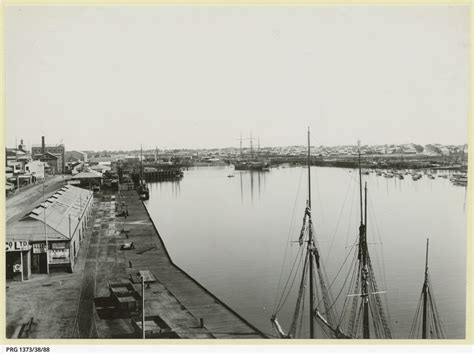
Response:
5,5,469,151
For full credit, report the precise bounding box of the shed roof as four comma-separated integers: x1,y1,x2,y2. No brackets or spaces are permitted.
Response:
7,219,66,242
72,170,103,179
7,185,93,242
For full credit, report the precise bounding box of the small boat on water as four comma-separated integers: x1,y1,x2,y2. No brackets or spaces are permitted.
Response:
451,175,467,186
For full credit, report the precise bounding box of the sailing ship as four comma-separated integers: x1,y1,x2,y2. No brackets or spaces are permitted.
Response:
409,238,445,339
270,130,391,339
233,134,270,171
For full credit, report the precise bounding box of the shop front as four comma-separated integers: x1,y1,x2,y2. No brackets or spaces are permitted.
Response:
5,240,31,281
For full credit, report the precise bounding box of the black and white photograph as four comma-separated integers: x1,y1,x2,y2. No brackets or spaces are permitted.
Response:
3,3,470,344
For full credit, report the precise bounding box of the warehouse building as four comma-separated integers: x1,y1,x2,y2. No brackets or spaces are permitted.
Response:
6,185,94,280
31,136,66,173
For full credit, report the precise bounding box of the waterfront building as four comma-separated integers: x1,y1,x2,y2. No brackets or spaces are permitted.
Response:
6,185,94,280
71,170,103,189
31,136,66,173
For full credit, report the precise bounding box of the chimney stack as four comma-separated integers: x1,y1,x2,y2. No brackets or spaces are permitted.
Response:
42,136,45,154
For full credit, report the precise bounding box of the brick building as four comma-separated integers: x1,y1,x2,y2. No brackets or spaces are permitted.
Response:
32,136,65,174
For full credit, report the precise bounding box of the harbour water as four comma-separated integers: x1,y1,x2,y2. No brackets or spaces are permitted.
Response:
144,166,466,339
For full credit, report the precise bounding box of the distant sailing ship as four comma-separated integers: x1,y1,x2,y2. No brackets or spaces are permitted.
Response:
271,130,391,339
233,133,270,171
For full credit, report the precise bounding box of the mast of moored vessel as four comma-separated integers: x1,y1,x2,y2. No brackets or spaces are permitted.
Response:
346,140,392,339
307,127,315,338
422,238,429,339
271,128,342,339
250,132,254,161
357,141,370,339
409,237,444,339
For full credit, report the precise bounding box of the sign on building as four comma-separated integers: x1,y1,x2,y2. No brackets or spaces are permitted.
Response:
52,242,66,250
32,243,47,254
49,249,70,264
6,240,30,252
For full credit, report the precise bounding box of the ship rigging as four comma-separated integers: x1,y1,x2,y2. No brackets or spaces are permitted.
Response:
270,130,392,339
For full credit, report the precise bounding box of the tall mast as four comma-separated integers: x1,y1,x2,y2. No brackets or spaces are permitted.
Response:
240,133,243,158
358,140,363,225
250,132,254,161
308,129,312,209
422,238,429,339
307,127,314,338
362,183,369,339
357,140,370,338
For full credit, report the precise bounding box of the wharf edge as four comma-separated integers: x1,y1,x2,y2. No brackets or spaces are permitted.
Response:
122,187,268,339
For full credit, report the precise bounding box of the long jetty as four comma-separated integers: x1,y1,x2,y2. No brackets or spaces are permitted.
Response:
92,185,267,339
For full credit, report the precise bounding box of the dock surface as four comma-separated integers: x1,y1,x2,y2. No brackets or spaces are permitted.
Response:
6,186,266,339
96,187,266,338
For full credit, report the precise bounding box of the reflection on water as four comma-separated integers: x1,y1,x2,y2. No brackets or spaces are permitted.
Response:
145,166,466,339
238,170,267,205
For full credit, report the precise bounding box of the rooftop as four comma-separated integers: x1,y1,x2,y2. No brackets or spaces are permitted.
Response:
7,185,93,242
72,170,103,179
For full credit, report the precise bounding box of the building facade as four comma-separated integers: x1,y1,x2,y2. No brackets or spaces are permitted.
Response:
31,136,65,173
25,161,45,180
6,185,94,280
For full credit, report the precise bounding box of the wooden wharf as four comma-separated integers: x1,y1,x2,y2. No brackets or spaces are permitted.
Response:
93,186,267,339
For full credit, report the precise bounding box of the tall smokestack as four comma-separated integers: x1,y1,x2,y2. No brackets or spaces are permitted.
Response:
42,136,45,154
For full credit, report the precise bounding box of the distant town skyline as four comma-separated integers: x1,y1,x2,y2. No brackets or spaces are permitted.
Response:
6,5,469,151
8,138,468,154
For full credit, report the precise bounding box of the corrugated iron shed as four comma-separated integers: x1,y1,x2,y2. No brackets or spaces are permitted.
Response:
7,185,93,241
72,170,103,179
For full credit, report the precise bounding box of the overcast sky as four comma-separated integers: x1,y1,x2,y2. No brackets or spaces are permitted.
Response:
5,5,469,151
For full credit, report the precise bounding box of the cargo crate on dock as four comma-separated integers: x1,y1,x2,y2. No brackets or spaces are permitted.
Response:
108,281,141,314
131,315,179,339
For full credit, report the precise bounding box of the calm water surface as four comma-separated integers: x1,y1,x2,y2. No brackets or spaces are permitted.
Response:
144,166,466,339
